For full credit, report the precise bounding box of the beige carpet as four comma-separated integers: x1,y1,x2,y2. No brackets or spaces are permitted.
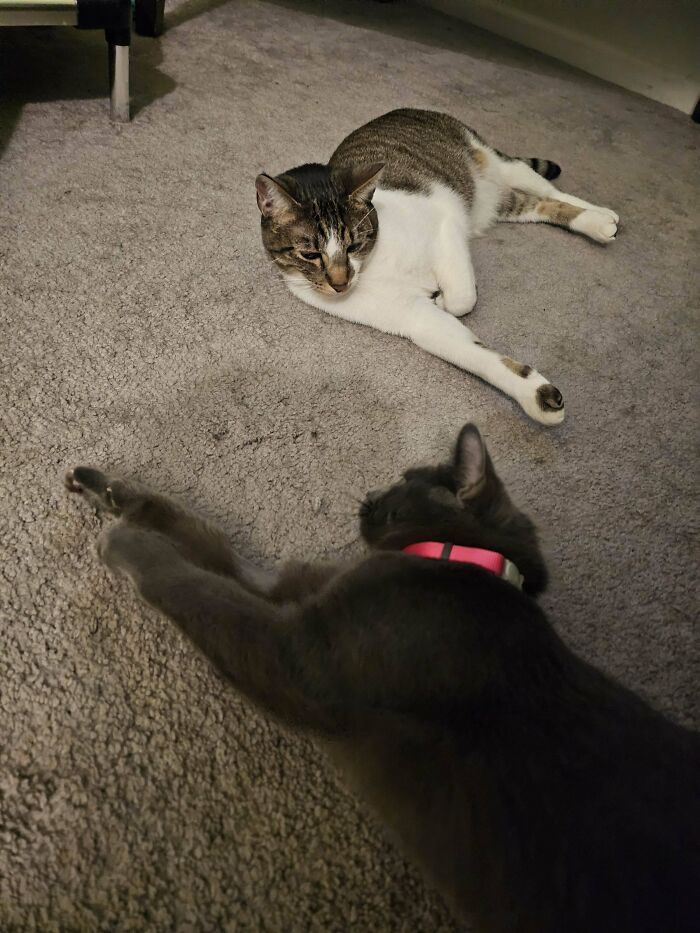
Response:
1,1,698,930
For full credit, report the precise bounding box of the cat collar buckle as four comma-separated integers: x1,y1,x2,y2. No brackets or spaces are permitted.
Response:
402,542,524,590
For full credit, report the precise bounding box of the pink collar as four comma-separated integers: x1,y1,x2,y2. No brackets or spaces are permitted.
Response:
402,542,523,589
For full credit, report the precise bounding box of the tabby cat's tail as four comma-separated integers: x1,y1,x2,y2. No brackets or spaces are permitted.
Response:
523,157,561,180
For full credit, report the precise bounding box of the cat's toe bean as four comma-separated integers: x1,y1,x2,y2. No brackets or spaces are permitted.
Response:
537,383,564,413
519,381,565,426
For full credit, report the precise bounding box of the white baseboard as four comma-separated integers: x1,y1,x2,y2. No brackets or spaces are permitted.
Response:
418,0,699,115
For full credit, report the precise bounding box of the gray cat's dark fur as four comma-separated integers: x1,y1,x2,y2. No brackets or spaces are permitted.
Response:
66,425,700,933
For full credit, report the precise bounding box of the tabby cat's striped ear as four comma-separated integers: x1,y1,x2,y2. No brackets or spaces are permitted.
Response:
255,174,300,219
345,162,385,202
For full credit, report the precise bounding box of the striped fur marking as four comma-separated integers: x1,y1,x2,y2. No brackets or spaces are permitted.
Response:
502,356,533,378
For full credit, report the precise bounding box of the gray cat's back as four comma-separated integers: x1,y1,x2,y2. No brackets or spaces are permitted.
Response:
329,108,483,201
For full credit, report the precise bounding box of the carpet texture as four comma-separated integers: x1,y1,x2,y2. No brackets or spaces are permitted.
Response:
1,1,698,930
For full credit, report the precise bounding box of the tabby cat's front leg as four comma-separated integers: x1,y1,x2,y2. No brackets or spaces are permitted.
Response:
303,293,563,425
433,221,477,317
405,301,565,426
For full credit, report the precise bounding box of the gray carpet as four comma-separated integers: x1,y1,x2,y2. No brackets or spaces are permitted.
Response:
1,1,698,930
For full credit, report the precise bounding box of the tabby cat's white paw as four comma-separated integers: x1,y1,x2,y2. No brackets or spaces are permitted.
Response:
433,286,477,316
442,288,477,317
519,380,565,426
571,209,618,244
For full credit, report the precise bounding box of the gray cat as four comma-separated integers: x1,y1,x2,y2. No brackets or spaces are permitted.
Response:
66,423,699,933
257,109,620,424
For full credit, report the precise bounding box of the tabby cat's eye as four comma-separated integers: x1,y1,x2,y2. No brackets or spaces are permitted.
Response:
347,243,361,253
300,251,321,261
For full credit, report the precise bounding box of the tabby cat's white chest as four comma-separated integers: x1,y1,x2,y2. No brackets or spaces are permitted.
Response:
356,184,473,297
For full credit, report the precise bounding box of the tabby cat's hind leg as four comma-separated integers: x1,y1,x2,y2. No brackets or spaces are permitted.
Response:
499,190,618,244
497,158,619,240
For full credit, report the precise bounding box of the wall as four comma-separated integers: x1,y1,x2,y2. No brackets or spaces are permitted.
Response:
417,0,700,115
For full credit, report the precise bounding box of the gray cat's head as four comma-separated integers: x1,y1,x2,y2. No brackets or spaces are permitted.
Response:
256,162,384,296
358,424,549,596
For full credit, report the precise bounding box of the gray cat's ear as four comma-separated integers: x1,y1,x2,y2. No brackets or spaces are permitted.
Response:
256,174,299,219
454,423,488,500
346,163,385,202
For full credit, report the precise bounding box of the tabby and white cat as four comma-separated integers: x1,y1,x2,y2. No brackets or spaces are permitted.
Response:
256,108,620,425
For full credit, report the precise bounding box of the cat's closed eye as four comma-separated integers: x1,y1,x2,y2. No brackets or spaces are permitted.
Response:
300,251,321,261
347,243,361,253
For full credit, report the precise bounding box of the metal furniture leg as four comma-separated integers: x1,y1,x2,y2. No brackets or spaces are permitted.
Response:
108,39,129,122
81,0,132,121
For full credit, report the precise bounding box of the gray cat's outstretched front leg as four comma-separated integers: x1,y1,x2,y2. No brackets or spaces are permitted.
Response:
66,467,278,594
112,525,344,733
74,514,344,734
67,467,344,603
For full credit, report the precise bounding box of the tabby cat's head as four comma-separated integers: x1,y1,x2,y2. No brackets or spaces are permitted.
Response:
359,424,548,595
256,162,384,296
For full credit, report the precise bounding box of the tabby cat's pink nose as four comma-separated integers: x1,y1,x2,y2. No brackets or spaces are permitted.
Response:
331,282,349,293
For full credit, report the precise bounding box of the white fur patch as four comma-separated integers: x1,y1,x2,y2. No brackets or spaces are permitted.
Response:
325,231,343,260
570,209,618,243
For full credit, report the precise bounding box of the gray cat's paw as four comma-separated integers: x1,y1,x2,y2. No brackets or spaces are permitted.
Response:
65,467,124,515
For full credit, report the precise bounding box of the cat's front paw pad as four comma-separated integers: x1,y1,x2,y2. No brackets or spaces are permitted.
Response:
520,381,565,426
65,468,86,494
66,466,110,496
571,209,618,244
537,383,564,415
